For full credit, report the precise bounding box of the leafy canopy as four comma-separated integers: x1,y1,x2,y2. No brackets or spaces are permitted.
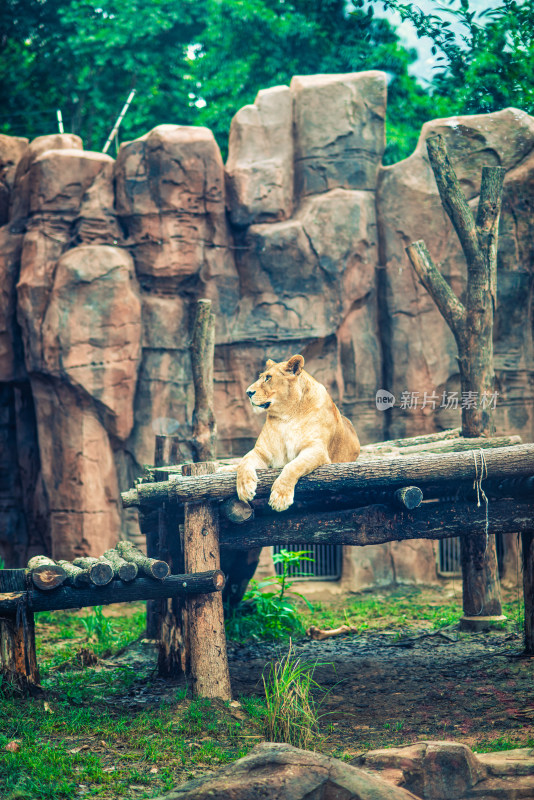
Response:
0,0,532,161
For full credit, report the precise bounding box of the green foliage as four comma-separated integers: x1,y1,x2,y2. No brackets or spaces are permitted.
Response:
378,0,534,116
0,0,205,148
225,549,314,641
190,0,426,158
80,605,115,648
262,642,323,749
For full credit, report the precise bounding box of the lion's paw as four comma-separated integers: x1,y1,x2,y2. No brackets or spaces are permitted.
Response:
237,466,257,502
268,480,295,512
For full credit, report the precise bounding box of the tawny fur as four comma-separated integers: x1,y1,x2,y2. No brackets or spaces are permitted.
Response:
235,354,360,512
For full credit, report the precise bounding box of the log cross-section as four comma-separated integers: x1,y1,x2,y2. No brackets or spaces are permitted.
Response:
183,462,232,700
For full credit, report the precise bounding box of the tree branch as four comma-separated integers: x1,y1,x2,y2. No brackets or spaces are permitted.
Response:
476,165,506,312
406,239,466,337
426,134,485,276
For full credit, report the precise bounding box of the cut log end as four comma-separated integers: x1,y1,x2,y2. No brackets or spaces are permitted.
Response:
394,486,424,510
149,560,170,580
31,565,67,591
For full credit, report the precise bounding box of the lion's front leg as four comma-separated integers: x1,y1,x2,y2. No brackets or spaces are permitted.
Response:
269,447,330,512
236,450,268,502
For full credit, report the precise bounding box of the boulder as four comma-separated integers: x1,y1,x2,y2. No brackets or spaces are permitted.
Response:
31,376,121,559
0,226,24,381
150,741,420,800
226,85,293,226
115,125,236,283
9,133,83,223
0,134,28,225
41,245,142,440
17,149,114,371
73,161,124,245
291,71,386,197
359,740,534,799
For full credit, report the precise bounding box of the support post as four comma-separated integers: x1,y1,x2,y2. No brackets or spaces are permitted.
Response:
0,570,39,692
406,136,505,627
522,530,534,654
183,462,231,700
191,299,217,462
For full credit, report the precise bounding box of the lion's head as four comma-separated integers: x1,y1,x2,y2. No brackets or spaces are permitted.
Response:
246,355,305,414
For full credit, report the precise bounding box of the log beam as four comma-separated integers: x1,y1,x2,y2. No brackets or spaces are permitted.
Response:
0,572,225,615
121,444,534,507
218,499,532,550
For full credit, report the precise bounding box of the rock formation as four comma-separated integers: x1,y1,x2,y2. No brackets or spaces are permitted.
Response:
0,73,532,587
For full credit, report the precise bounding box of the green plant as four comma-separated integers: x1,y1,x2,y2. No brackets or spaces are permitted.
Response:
80,605,115,649
226,550,314,641
262,642,323,749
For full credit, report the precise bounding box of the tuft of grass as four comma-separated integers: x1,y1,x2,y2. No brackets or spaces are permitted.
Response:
473,736,534,753
262,643,323,750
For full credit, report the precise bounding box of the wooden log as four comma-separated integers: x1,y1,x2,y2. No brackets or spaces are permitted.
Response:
386,435,521,457
523,530,534,654
122,443,534,507
183,462,232,700
56,561,90,587
72,557,114,586
27,556,67,591
115,541,170,580
0,571,225,615
191,299,217,462
101,550,138,582
393,486,423,510
0,569,39,691
361,428,461,451
220,498,254,523
218,499,532,550
0,570,28,592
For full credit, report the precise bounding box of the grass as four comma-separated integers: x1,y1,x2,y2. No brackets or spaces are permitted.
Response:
299,585,525,637
0,585,529,798
262,643,324,750
1,604,264,799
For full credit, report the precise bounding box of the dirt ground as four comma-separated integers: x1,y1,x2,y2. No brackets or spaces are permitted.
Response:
227,624,534,755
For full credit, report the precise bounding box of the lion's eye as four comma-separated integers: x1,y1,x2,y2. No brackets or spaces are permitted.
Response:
265,375,271,382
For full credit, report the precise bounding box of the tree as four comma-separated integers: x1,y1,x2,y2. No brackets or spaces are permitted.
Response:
379,0,534,116
0,0,206,150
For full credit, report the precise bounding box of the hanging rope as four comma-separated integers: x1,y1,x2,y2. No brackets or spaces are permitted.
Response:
472,448,489,549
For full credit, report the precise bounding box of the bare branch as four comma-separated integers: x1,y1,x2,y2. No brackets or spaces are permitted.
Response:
406,240,466,337
426,134,484,276
476,165,506,311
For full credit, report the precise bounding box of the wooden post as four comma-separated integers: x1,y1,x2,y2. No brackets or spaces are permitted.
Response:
156,501,189,676
0,570,39,691
191,299,217,462
183,461,231,699
406,135,505,627
522,530,534,654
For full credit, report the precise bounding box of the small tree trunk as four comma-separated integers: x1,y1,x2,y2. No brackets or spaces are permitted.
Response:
406,137,505,624
191,299,217,462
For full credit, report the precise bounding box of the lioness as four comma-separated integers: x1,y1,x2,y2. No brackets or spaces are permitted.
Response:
237,354,360,512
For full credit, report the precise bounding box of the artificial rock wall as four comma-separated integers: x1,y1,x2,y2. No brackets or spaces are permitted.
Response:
1,71,533,587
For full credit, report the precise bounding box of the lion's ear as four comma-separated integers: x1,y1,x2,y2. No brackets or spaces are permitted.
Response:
286,354,304,375
265,359,276,368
